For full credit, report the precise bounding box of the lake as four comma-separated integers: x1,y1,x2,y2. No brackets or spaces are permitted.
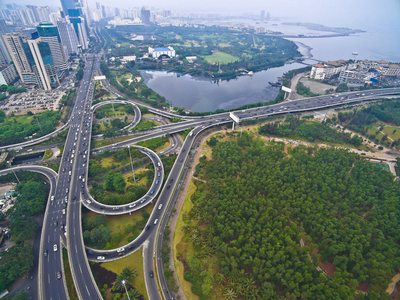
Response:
141,62,304,112
141,16,399,112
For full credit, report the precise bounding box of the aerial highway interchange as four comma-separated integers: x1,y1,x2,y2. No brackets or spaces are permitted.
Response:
1,48,400,300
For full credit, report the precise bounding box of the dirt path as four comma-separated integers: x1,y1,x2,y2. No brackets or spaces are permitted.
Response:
167,130,223,300
287,73,305,100
386,274,400,295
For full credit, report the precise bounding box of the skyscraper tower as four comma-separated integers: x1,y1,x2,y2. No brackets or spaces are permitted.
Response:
68,9,88,50
36,21,68,71
60,0,81,16
57,18,79,55
3,32,63,90
2,33,33,79
0,19,11,64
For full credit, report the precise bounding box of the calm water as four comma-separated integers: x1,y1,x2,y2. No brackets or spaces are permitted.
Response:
141,63,303,112
141,11,399,112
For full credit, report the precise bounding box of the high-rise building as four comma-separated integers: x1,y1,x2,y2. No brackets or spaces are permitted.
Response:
101,5,106,18
57,18,79,55
36,21,68,71
60,0,78,16
68,9,88,50
3,32,64,90
0,19,11,65
3,33,33,83
141,8,150,25
260,10,265,19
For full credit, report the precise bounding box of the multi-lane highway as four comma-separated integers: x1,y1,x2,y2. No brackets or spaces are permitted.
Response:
1,39,399,300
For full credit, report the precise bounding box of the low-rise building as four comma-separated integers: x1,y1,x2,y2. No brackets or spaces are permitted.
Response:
148,46,176,59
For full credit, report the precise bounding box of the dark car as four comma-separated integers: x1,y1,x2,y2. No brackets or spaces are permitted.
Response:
44,250,48,257
54,221,58,227
145,225,151,231
167,185,171,189
149,271,154,278
118,252,125,256
57,271,61,280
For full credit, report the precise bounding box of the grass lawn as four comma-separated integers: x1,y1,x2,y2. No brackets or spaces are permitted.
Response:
100,156,114,168
204,51,239,65
101,249,148,300
382,126,400,140
134,120,157,131
123,168,149,188
83,203,154,249
366,125,384,140
43,149,53,160
173,180,199,300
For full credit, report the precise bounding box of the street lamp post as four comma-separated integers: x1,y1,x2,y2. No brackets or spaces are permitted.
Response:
121,280,130,300
128,145,136,186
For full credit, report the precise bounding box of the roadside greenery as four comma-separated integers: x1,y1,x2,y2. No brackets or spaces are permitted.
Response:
179,132,400,298
335,99,400,148
83,208,152,249
137,136,169,151
0,110,61,146
0,172,47,291
259,115,364,147
296,82,319,97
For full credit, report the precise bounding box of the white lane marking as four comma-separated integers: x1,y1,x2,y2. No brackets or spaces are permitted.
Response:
48,273,50,284
73,212,75,220
75,245,78,253
79,264,83,273
86,285,91,296
47,235,50,243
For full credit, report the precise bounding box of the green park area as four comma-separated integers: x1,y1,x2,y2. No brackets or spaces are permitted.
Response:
174,129,400,299
0,110,60,147
204,51,239,64
334,99,400,149
82,203,154,250
95,250,148,300
93,81,112,100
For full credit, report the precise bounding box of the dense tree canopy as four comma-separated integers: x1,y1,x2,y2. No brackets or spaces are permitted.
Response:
183,133,400,299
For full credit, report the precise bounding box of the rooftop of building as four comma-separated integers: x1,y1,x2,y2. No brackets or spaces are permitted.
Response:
153,47,172,52
313,64,326,68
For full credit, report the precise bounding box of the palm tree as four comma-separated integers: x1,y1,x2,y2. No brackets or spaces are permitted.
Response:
124,288,141,300
224,288,237,300
121,266,138,283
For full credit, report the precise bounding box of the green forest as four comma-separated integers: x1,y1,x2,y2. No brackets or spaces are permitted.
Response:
0,172,48,291
181,132,400,299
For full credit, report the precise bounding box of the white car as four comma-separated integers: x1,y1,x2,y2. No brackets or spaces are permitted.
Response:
158,204,163,210
53,244,58,252
97,256,105,260
129,203,136,208
86,199,91,204
50,195,54,201
154,219,158,225
117,247,125,253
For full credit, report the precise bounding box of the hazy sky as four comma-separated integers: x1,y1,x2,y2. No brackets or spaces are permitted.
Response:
6,0,400,30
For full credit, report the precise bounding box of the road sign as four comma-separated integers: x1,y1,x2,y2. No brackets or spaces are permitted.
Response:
229,112,240,123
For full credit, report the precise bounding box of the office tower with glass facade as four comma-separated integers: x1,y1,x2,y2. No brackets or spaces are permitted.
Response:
57,18,79,55
36,21,68,71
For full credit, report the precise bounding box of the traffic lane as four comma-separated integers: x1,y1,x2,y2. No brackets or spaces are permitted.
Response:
82,144,163,209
